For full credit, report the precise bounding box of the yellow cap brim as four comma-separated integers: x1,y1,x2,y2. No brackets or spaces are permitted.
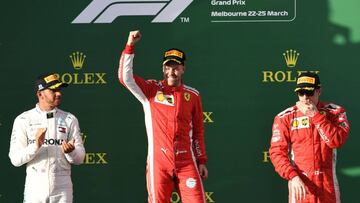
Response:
163,59,182,65
48,82,66,90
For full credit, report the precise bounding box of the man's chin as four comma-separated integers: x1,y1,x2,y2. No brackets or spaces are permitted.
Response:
54,101,61,107
167,79,178,86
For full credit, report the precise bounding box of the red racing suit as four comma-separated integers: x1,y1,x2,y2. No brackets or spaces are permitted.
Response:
270,102,350,203
118,45,207,203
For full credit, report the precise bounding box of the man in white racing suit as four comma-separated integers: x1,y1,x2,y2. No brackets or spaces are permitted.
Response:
9,73,85,203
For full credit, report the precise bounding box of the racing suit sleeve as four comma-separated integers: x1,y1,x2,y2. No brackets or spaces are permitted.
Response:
64,115,85,165
9,115,39,167
269,116,298,180
192,94,207,165
312,106,350,148
118,44,152,103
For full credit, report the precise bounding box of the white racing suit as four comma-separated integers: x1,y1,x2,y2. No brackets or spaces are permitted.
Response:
9,104,85,203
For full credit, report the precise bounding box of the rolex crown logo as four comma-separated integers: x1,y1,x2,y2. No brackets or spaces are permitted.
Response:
283,49,300,68
70,51,86,70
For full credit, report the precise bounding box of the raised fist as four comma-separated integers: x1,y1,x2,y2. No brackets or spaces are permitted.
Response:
127,30,142,46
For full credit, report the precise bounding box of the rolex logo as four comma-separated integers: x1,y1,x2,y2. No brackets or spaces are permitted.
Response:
283,49,299,67
70,51,86,70
262,49,319,83
56,51,107,85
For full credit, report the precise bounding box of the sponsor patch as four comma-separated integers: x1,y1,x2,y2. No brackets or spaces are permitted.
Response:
47,112,54,119
271,129,281,142
271,135,281,143
156,92,165,102
155,91,175,106
29,121,42,126
44,74,58,83
28,138,64,145
316,124,329,142
340,122,348,128
291,116,310,130
184,92,191,101
185,178,197,189
297,76,315,85
58,126,67,133
58,118,66,126
165,50,183,58
338,112,347,121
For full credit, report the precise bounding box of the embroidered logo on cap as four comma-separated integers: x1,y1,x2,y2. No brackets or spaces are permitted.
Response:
297,76,315,85
44,74,59,83
165,50,183,58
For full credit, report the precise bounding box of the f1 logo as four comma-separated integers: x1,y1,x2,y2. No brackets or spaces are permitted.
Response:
72,0,193,24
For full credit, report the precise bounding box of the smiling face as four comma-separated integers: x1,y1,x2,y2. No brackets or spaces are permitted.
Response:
163,61,185,87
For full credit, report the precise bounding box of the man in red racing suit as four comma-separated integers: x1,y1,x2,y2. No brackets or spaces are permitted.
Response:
118,30,208,203
270,72,350,203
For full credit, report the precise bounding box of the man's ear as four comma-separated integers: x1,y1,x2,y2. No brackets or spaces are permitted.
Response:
37,91,42,98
